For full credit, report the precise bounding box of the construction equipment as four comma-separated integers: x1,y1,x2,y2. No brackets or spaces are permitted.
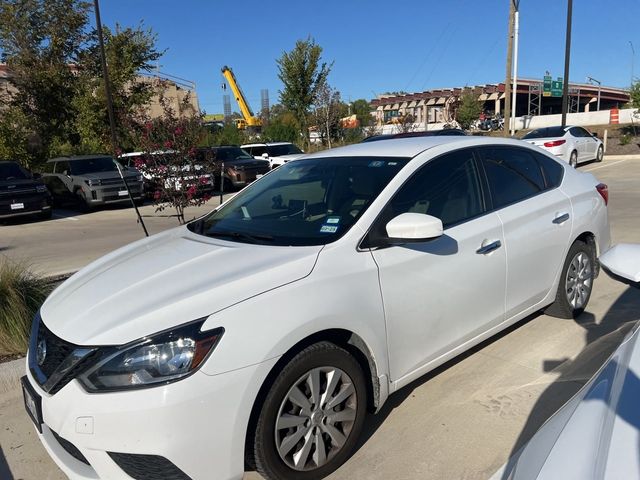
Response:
221,66,262,130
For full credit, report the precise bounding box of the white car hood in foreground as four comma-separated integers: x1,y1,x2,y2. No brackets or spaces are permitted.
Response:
41,227,322,345
492,321,640,480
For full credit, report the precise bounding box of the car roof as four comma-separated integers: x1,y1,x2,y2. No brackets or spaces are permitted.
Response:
302,136,538,159
241,142,292,147
47,154,112,163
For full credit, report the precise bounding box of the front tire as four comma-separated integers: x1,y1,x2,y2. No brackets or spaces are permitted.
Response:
595,145,604,162
545,240,595,318
253,342,367,480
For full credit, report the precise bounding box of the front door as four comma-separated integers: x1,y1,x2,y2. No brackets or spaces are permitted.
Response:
369,148,507,383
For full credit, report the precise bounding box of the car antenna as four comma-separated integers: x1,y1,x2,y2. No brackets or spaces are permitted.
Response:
113,159,149,237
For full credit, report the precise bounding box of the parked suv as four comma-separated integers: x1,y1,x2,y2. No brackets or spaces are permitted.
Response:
43,155,143,211
0,161,52,220
241,142,304,168
198,146,270,190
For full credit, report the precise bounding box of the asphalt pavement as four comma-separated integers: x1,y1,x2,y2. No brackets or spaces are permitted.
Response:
1,157,639,480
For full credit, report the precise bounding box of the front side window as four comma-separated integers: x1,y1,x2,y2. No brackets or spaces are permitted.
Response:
480,147,545,209
189,157,409,246
382,148,484,230
69,157,117,175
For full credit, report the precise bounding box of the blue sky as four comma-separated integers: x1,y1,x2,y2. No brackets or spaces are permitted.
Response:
98,0,639,114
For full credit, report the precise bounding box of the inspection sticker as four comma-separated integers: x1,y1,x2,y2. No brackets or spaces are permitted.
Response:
326,216,341,224
368,160,385,167
320,225,338,233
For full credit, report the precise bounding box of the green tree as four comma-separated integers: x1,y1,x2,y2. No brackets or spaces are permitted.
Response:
456,91,482,130
73,23,163,154
630,80,640,109
0,0,91,164
276,37,332,147
352,99,373,127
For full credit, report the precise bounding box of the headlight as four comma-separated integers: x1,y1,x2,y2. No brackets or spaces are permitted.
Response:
78,320,223,392
35,184,47,193
84,179,101,187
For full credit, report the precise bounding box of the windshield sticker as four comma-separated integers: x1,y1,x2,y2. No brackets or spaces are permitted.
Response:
326,216,341,224
320,225,338,233
368,160,385,168
388,162,398,166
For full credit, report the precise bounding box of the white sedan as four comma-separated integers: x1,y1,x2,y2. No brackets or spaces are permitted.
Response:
523,125,604,168
23,136,610,480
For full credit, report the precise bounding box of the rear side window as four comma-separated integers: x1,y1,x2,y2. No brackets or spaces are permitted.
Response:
532,151,564,188
251,146,268,157
480,147,545,209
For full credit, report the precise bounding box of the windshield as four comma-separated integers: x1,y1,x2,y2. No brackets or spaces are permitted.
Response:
214,147,253,161
188,156,409,246
69,157,118,175
522,127,567,139
269,144,303,156
0,162,30,181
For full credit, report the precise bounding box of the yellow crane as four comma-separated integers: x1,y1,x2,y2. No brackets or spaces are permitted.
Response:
221,66,262,130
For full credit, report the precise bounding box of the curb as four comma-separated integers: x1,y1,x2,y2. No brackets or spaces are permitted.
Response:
0,357,25,395
603,154,640,160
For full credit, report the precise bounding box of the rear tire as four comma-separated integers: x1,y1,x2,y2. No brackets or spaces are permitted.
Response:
253,342,367,480
545,239,595,319
569,150,578,168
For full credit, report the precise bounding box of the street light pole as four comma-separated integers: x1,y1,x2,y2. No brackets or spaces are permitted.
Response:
630,41,636,87
561,0,573,127
503,0,515,137
587,76,601,112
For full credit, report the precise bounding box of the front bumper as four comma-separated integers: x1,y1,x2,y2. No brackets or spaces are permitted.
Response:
0,193,51,219
84,183,144,205
25,356,278,480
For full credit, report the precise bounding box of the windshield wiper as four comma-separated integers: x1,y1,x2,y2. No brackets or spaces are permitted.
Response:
206,231,274,244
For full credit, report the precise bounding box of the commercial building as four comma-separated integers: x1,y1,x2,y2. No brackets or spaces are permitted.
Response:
371,78,630,127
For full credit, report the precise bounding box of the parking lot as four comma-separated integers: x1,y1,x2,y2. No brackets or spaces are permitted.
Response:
1,156,640,480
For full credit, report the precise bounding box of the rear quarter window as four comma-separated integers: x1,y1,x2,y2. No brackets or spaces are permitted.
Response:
532,151,564,188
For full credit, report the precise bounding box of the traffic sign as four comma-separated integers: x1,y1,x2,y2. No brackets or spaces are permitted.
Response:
551,77,563,97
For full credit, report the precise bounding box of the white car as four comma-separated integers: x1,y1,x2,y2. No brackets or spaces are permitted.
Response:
23,136,610,480
522,125,604,168
241,142,305,168
491,243,640,480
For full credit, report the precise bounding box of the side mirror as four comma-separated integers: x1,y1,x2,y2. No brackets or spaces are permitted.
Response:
262,153,269,159
599,244,640,288
62,170,70,176
386,213,443,243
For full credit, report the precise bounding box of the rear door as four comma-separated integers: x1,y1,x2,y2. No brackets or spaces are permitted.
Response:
479,146,572,319
370,148,506,382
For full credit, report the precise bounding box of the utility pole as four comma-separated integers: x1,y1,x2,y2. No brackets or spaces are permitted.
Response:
510,1,520,136
93,0,148,237
630,41,635,87
503,0,515,137
561,0,573,127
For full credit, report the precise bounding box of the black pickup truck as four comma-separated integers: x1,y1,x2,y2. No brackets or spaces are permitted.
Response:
0,161,52,221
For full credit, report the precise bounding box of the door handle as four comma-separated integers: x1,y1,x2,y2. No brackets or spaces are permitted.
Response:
553,213,570,224
476,240,502,255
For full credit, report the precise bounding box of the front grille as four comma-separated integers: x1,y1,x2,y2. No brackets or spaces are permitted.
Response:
29,315,97,394
100,177,126,186
51,429,90,466
35,322,76,378
108,452,192,480
0,186,37,196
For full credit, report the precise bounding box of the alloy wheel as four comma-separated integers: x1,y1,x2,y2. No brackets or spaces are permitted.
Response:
570,151,578,168
274,367,358,471
565,251,592,310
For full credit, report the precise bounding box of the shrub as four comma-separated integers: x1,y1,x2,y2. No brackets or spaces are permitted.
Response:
620,134,632,146
0,261,52,356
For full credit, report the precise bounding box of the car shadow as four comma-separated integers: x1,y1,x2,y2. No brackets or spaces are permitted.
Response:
0,447,14,480
352,307,549,454
499,285,640,479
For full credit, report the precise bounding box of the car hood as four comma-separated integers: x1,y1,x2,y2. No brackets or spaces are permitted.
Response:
225,158,269,168
491,322,640,480
41,227,322,345
274,153,305,162
78,171,138,182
